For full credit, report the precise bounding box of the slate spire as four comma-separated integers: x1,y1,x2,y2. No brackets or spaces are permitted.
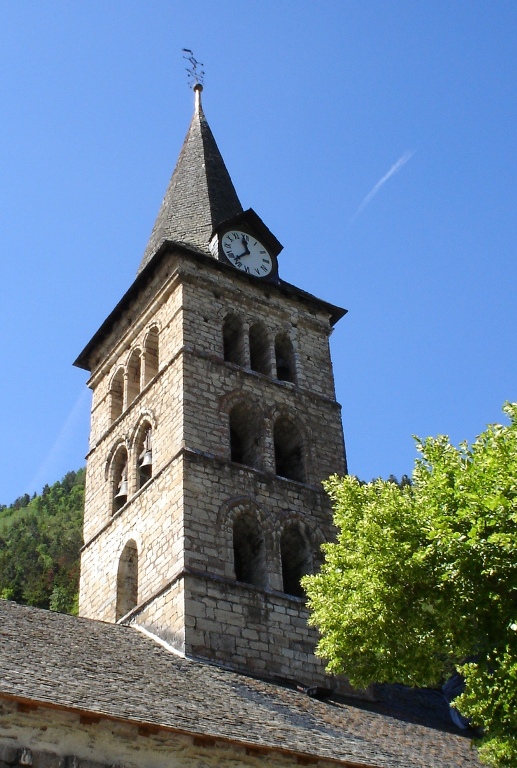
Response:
138,84,243,273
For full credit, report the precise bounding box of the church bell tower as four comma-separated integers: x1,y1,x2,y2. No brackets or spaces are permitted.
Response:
75,85,347,688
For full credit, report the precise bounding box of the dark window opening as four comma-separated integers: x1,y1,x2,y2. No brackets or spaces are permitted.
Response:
275,333,296,383
233,513,267,587
229,403,261,468
116,540,138,620
281,524,312,597
110,368,124,424
127,350,141,406
112,447,129,514
136,425,153,489
249,322,270,375
223,314,245,366
143,326,159,385
274,417,305,482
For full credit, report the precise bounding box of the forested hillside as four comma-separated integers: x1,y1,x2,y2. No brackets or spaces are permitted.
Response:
0,470,84,614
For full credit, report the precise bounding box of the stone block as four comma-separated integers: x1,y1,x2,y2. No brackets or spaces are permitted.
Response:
0,746,18,765
32,754,63,768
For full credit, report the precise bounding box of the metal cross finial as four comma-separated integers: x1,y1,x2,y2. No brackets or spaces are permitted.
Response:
182,48,205,89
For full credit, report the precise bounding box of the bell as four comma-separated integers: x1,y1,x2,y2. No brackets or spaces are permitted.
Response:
139,449,153,468
115,479,129,498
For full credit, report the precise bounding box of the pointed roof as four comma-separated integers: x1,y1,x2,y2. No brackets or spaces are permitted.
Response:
138,85,243,273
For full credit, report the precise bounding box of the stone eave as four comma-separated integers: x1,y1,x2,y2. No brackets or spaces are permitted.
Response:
0,691,375,768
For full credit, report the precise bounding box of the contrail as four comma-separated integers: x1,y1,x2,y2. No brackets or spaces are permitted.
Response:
350,150,415,223
27,388,90,494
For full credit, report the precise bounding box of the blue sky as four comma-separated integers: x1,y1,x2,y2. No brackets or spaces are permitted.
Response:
1,1,516,504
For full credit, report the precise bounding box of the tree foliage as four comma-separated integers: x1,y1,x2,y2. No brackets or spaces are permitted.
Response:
0,470,84,614
304,403,517,767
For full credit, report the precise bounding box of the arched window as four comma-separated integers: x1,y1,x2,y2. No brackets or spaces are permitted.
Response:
233,511,267,587
249,322,270,375
135,422,153,489
112,445,129,514
229,402,261,469
116,540,138,620
281,523,312,597
274,417,305,482
275,333,296,383
223,313,245,366
143,326,159,385
126,349,141,406
109,368,124,424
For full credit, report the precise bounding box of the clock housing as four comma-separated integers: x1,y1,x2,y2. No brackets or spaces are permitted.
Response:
221,230,273,278
210,208,282,281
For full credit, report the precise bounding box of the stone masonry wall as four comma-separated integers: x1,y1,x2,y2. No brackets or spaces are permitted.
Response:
81,256,186,615
82,262,184,544
183,572,334,688
79,453,184,622
181,451,336,687
80,247,346,687
181,451,335,581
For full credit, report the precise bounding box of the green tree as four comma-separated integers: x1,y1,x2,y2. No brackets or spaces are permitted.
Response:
0,469,84,614
304,403,517,767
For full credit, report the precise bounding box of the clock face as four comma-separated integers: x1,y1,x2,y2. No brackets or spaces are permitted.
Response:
221,230,273,278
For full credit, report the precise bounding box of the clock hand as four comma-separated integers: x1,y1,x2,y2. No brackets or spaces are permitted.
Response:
240,238,250,256
226,236,250,260
231,249,248,261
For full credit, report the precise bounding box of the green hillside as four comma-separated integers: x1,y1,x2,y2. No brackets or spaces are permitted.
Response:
0,470,84,614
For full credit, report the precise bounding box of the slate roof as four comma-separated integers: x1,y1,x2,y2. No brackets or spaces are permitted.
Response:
0,600,481,768
138,85,243,273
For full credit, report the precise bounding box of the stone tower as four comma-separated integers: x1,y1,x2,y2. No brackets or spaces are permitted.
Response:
75,85,347,688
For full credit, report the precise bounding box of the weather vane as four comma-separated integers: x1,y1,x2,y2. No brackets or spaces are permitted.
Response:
182,49,205,89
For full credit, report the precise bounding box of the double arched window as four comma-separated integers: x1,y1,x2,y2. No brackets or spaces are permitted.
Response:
227,402,307,483
109,326,160,425
226,501,315,598
108,419,154,514
222,314,296,383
